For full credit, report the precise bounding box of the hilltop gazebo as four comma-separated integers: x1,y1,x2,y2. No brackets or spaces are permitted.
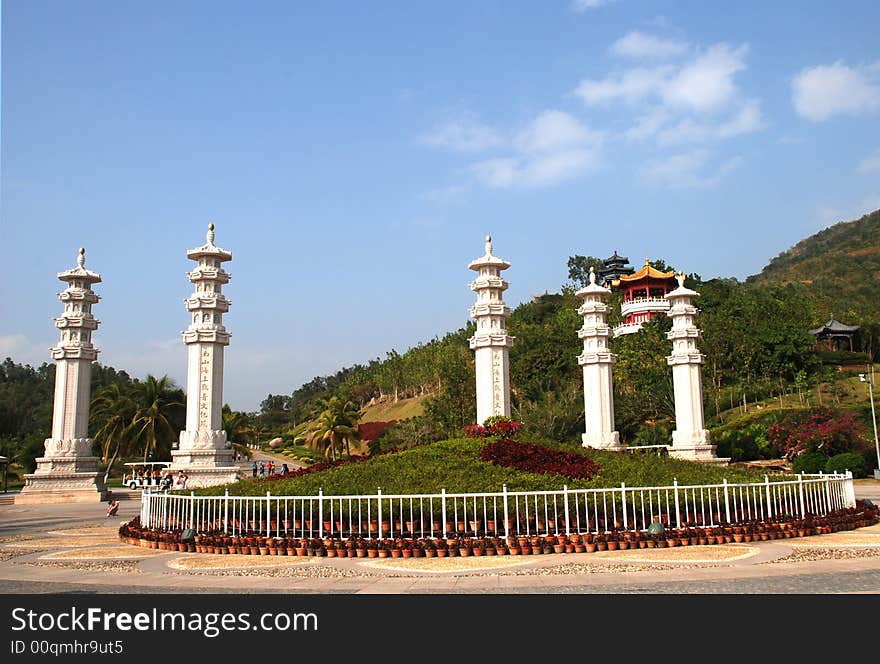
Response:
613,259,677,337
596,250,634,286
808,318,860,352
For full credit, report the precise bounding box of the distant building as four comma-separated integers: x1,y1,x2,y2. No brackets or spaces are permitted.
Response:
613,258,677,337
808,318,860,352
597,250,634,286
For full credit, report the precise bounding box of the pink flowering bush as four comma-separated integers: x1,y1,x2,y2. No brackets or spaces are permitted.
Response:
767,407,868,461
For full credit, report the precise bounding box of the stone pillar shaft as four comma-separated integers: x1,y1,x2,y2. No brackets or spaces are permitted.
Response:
576,268,620,449
171,224,239,487
468,236,514,425
16,248,107,504
665,272,719,461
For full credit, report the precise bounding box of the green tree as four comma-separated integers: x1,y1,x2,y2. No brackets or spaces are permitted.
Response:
130,375,184,462
567,255,605,287
303,396,361,460
90,383,138,484
222,405,256,460
612,317,676,442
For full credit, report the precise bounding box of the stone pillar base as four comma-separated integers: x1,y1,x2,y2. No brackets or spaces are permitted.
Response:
668,445,730,464
582,432,622,450
171,448,239,488
16,460,107,504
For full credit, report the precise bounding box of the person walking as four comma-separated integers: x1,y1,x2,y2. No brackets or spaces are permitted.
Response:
259,460,265,478
252,461,258,478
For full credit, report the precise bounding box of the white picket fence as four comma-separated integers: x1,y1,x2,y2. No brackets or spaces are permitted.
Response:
140,472,856,540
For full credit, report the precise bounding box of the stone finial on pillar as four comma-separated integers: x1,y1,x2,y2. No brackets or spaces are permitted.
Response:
576,267,621,449
665,272,720,461
16,248,107,504
171,224,239,487
468,235,514,425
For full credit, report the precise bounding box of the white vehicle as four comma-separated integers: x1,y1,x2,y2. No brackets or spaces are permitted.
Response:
122,462,172,491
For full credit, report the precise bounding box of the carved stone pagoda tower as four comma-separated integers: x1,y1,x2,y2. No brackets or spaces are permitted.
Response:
468,235,514,425
666,271,720,461
170,224,239,487
576,267,620,449
16,249,107,504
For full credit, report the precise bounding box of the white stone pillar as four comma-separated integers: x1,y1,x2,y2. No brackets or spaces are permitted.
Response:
16,249,107,504
576,267,620,449
468,236,514,425
171,224,239,487
665,272,719,461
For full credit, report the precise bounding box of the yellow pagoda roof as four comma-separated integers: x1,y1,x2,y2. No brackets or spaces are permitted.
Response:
616,258,676,283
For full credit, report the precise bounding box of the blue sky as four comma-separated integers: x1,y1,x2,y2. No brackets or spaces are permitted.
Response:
2,1,879,411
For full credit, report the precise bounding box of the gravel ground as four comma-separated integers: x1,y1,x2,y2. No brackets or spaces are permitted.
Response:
169,555,317,570
165,565,373,579
764,547,880,564
26,560,142,573
41,545,165,560
2,535,118,548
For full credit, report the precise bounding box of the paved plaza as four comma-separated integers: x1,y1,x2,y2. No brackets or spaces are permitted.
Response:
1,481,878,594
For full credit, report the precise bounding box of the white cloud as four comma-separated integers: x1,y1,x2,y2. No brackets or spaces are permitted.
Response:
655,99,763,144
471,110,603,189
513,109,598,153
575,42,749,114
640,150,742,188
662,44,748,112
418,113,503,152
0,334,51,366
571,0,614,11
792,61,880,121
574,66,670,105
610,31,688,59
858,148,880,175
624,108,670,141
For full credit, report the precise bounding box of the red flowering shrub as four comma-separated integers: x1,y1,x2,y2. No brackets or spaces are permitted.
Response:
479,439,602,480
358,420,397,443
767,407,868,461
463,417,523,439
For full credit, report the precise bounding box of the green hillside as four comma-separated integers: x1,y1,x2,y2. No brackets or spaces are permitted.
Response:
747,208,880,324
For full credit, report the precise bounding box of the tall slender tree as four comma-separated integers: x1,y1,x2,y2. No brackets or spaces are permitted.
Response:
303,396,361,460
130,375,184,462
90,383,138,484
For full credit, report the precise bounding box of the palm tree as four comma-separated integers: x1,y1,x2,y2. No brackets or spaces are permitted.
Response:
130,375,184,462
90,384,137,485
303,396,362,460
222,404,256,460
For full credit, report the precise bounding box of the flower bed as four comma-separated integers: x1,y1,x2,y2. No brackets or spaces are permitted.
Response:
479,439,602,480
119,501,879,557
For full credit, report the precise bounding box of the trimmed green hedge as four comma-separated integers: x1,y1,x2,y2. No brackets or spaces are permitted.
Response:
193,438,769,497
825,452,869,478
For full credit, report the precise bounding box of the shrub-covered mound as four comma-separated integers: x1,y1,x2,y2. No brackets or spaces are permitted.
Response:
194,438,769,497
479,439,602,479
